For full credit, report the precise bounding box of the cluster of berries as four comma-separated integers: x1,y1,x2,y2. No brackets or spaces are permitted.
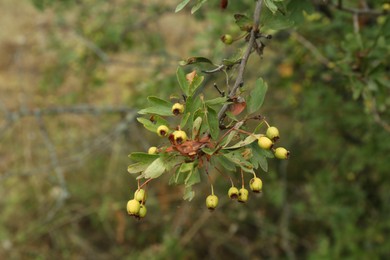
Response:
126,189,147,219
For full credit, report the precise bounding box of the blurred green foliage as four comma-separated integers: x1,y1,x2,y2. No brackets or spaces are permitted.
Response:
0,0,389,259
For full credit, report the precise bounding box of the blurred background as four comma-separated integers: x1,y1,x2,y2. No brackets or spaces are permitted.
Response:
0,0,389,259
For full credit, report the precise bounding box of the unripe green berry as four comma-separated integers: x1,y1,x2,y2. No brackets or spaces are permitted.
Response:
127,199,140,215
157,125,169,137
258,136,273,150
266,126,280,142
173,130,188,144
172,103,184,115
274,147,290,159
138,204,147,218
249,177,262,193
238,188,249,203
134,189,147,203
206,194,219,210
221,34,233,45
228,186,239,199
148,146,158,154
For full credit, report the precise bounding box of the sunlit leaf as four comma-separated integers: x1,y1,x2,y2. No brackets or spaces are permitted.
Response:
247,78,268,114
144,158,166,179
175,0,190,13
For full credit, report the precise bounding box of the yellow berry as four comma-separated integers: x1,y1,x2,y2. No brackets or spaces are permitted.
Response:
228,186,239,199
134,189,147,203
266,126,280,142
206,194,219,210
171,103,185,115
238,188,249,203
274,147,290,159
157,125,169,137
126,199,140,216
221,34,233,45
249,177,262,193
138,205,147,218
148,146,158,154
173,130,188,144
258,136,273,150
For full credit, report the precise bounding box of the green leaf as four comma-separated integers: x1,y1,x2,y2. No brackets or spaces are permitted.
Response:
138,106,172,116
212,155,236,172
129,152,159,162
234,14,253,32
250,142,268,171
127,162,149,174
223,151,255,173
264,0,278,14
177,66,189,96
191,0,207,14
183,186,195,201
147,96,172,107
180,112,191,129
189,74,204,96
185,168,200,186
175,0,190,13
287,0,314,25
192,116,203,139
260,7,293,31
179,162,195,173
206,106,219,140
247,78,268,114
205,97,228,106
144,158,166,179
136,117,158,132
179,56,214,66
223,134,260,149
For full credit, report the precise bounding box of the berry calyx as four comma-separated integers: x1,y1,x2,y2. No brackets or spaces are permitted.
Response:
274,147,290,159
266,126,280,142
249,177,262,193
173,130,188,144
238,188,249,203
221,34,233,45
127,199,140,216
258,136,273,150
134,189,147,203
228,186,239,199
148,146,158,154
206,194,219,210
172,103,185,115
138,204,147,218
157,125,169,137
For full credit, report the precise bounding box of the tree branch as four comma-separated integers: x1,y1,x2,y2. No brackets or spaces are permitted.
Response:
217,0,263,121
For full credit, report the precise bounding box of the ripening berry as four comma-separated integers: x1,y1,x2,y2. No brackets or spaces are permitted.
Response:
249,177,262,193
134,189,147,203
238,188,249,203
258,136,273,150
266,126,280,142
148,146,158,154
221,34,233,45
274,147,290,159
127,199,140,215
173,130,187,144
206,194,219,210
138,204,147,218
157,125,169,137
228,186,239,199
383,3,390,11
172,103,184,115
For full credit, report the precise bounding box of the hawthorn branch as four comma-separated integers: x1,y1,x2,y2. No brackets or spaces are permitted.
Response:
217,0,263,122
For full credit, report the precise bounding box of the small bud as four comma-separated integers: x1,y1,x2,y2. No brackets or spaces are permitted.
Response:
228,186,239,199
172,103,185,115
258,136,273,150
148,146,158,154
238,188,249,203
249,177,262,193
157,125,169,137
206,194,219,210
274,147,290,159
266,126,280,142
126,199,140,216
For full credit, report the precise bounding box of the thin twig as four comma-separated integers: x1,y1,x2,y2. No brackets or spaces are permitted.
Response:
329,1,383,16
217,0,263,121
